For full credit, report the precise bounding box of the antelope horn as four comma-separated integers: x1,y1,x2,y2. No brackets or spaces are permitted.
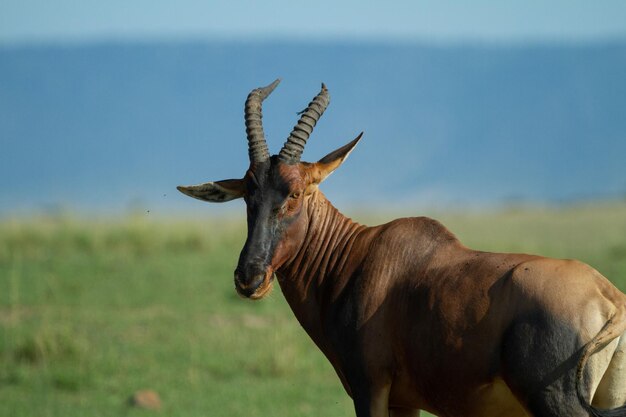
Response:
278,83,330,164
245,79,281,164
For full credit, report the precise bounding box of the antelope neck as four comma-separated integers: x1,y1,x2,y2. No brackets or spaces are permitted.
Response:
276,191,367,300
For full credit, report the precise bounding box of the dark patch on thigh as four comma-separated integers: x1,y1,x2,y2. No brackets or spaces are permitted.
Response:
500,312,590,416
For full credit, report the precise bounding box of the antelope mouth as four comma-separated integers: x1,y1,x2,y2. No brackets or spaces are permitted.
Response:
248,276,273,300
236,268,275,300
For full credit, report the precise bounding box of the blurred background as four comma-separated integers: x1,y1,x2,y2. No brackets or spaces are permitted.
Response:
1,1,626,416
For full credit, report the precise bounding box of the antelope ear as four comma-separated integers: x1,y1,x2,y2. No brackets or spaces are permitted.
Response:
177,178,245,203
309,132,362,185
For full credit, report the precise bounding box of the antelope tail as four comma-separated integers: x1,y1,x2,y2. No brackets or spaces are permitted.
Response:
576,308,626,417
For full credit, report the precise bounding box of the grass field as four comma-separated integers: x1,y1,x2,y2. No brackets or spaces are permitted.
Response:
1,203,626,417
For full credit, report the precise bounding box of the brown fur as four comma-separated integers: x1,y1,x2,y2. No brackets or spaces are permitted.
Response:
267,183,626,416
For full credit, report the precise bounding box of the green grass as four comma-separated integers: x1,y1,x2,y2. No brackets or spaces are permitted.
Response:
1,203,626,417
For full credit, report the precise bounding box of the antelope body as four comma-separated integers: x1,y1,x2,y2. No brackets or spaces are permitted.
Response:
178,80,626,417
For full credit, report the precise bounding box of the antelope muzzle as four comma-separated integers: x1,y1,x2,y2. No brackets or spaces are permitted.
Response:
234,263,274,300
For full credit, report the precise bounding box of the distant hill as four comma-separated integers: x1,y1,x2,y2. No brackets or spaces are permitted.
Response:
1,41,625,214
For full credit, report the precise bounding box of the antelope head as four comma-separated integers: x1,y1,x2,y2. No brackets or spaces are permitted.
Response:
177,80,361,300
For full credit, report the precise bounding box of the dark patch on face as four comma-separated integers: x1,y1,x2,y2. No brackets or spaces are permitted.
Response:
235,157,305,295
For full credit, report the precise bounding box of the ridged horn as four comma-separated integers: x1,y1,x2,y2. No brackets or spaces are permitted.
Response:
278,83,330,164
245,79,281,164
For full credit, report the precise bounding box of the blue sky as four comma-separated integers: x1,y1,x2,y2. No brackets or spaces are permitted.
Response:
2,0,626,44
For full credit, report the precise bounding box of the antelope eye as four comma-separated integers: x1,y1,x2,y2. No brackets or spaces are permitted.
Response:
289,191,301,200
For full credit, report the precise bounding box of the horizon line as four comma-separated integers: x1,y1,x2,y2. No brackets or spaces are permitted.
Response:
3,33,626,49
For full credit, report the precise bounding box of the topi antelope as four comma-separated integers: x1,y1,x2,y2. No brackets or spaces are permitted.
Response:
177,80,626,417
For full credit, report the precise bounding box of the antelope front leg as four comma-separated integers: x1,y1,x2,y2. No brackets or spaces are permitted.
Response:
351,384,390,417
